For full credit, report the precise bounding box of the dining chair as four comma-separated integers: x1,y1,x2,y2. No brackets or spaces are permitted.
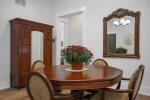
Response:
31,60,45,72
92,59,108,67
32,61,68,94
26,71,82,100
90,65,145,100
85,59,108,95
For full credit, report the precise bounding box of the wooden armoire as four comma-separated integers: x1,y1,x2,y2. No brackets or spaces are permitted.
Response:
9,18,53,88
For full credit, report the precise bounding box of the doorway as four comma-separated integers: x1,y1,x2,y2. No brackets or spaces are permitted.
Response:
107,34,116,53
60,12,83,48
56,8,85,64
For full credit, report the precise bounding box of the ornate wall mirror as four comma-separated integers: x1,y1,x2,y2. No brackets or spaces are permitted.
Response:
103,8,140,58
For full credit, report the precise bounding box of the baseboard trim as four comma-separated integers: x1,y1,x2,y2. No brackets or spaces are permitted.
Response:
139,85,150,96
0,80,10,90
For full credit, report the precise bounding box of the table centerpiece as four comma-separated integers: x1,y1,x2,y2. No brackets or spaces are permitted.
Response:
61,45,93,70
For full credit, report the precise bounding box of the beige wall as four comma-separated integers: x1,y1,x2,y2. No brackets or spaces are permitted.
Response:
67,12,83,45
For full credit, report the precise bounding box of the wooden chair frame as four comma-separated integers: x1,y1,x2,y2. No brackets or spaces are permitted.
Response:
31,60,45,71
26,71,82,100
92,59,108,66
103,65,144,100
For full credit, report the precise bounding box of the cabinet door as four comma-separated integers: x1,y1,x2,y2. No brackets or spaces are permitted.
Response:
44,30,52,66
19,26,31,75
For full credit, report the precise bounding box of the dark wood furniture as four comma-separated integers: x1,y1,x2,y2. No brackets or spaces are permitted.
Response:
26,71,82,100
9,18,53,88
43,65,123,90
91,65,144,100
103,8,140,58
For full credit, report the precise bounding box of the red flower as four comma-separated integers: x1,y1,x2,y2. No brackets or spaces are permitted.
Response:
62,45,93,64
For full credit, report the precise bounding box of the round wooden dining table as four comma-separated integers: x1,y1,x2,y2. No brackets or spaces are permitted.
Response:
43,65,123,90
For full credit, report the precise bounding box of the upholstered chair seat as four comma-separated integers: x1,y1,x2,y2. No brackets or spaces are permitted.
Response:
92,59,108,67
32,61,72,95
26,71,82,100
32,60,45,72
90,65,144,100
28,73,51,100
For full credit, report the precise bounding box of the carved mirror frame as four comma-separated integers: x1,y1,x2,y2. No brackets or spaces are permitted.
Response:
103,8,140,58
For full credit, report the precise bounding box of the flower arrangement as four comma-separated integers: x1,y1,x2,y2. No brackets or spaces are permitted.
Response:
62,45,93,64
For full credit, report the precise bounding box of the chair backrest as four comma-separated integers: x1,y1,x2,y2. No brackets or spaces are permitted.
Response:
92,59,108,67
128,65,144,100
26,71,55,100
32,60,45,72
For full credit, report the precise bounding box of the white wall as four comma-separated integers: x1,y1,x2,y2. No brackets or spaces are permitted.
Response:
60,12,83,47
51,0,150,95
0,0,52,90
67,12,83,45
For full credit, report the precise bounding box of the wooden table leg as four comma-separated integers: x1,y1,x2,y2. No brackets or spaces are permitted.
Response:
100,90,105,100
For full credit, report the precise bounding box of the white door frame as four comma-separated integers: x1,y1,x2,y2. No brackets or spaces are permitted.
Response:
55,7,86,64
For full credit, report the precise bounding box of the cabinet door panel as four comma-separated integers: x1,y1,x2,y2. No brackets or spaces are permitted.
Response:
19,44,31,74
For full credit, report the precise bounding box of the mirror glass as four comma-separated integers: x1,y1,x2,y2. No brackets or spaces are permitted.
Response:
31,31,43,64
103,8,140,58
107,16,135,54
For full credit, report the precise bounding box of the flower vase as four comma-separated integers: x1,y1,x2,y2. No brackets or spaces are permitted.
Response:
71,62,83,70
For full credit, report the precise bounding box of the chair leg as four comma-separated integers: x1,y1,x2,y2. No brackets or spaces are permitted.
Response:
116,81,121,89
71,90,84,100
99,90,105,100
